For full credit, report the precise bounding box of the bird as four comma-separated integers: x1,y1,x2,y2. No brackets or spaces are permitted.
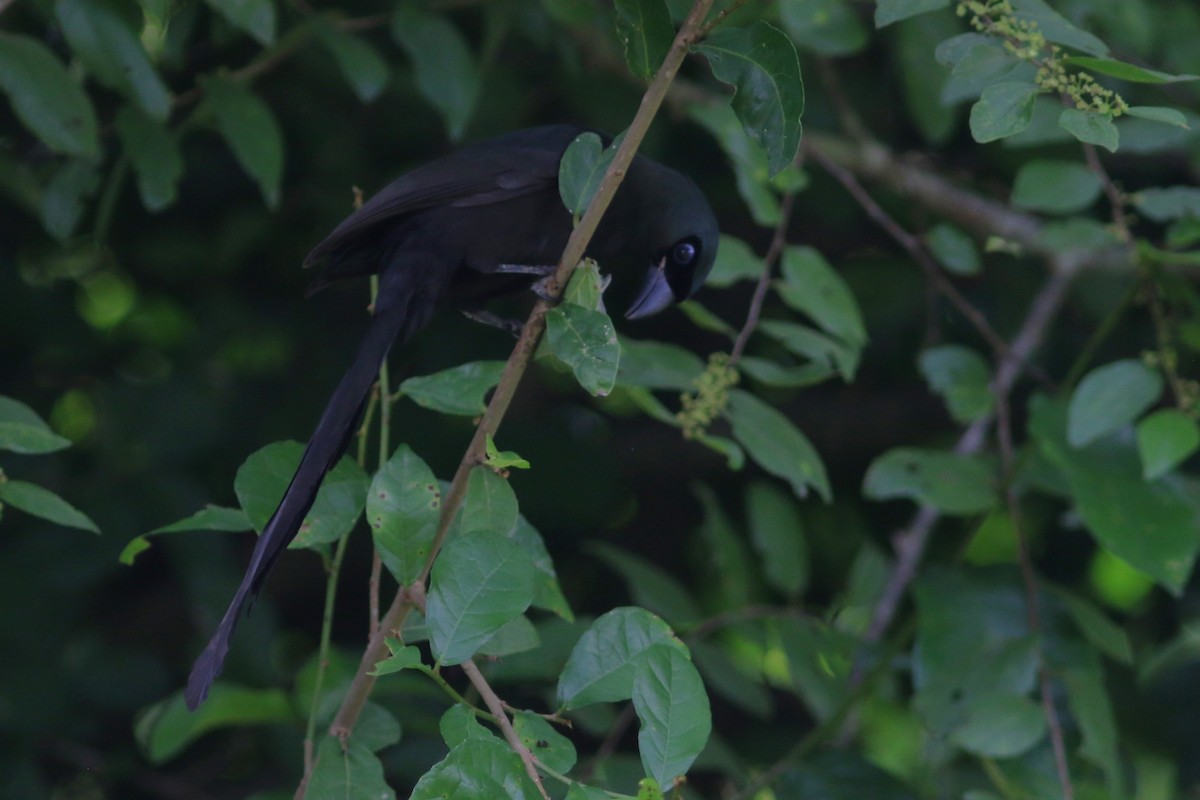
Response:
185,123,719,709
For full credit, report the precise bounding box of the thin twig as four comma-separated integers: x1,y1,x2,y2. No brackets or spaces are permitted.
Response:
1081,141,1130,240
729,191,797,364
995,385,1074,800
461,659,551,800
325,0,716,748
860,262,1080,649
808,144,1053,390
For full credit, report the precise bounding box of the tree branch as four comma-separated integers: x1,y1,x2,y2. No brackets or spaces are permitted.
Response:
324,0,716,750
460,659,551,800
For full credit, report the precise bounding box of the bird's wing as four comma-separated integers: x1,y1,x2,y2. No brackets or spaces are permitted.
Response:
304,125,586,268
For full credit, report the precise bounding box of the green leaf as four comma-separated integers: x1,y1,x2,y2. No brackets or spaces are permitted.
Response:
368,444,440,585
439,703,493,747
952,41,1021,84
1052,588,1133,664
0,396,70,455
40,158,101,241
115,105,183,213
234,441,369,548
924,223,981,276
1133,186,1200,221
745,481,809,597
969,81,1040,143
427,530,536,666
693,482,755,609
135,685,291,763
558,131,618,218
863,448,997,514
478,615,539,658
691,639,773,719
1136,409,1200,480
410,737,538,800
201,76,285,207
775,246,867,348
759,319,860,381
677,299,736,336
616,337,705,390
55,0,170,120
739,357,835,388
895,14,959,145
399,361,505,416
1067,359,1163,447
370,639,423,676
633,645,712,787
0,33,99,157
780,0,868,56
586,542,704,626
1010,0,1108,57
317,23,390,103
688,101,784,226
483,436,531,471
557,607,686,708
122,505,252,565
204,0,276,45
545,302,621,396
514,710,577,774
461,466,518,536
307,737,396,800
509,515,573,621
874,0,949,27
948,691,1046,757
613,0,674,80
728,390,831,502
693,21,805,177
1011,159,1102,214
566,785,614,800
1064,56,1197,84
0,480,98,533
707,234,763,288
1059,108,1119,153
1124,105,1191,129
918,345,995,423
562,258,610,311
391,3,479,141
1061,664,1121,795
1030,396,1200,594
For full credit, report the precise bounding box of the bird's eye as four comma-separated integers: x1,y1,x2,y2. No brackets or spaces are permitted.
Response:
671,242,696,265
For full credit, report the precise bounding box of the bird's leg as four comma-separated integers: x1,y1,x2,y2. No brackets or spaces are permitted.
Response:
459,307,525,337
493,263,563,305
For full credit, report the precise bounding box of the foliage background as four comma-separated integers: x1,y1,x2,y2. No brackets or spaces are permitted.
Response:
3,0,1200,798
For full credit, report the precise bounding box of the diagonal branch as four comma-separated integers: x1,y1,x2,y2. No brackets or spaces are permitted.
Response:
325,0,717,751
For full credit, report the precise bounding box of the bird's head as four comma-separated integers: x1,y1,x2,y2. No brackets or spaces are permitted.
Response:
623,166,720,320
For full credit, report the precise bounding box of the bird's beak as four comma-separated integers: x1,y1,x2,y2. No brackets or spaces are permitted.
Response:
625,258,674,320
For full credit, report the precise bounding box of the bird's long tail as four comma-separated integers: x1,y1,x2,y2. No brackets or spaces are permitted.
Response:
185,265,431,710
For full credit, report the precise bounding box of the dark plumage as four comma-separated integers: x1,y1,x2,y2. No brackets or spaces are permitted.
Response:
185,124,718,709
